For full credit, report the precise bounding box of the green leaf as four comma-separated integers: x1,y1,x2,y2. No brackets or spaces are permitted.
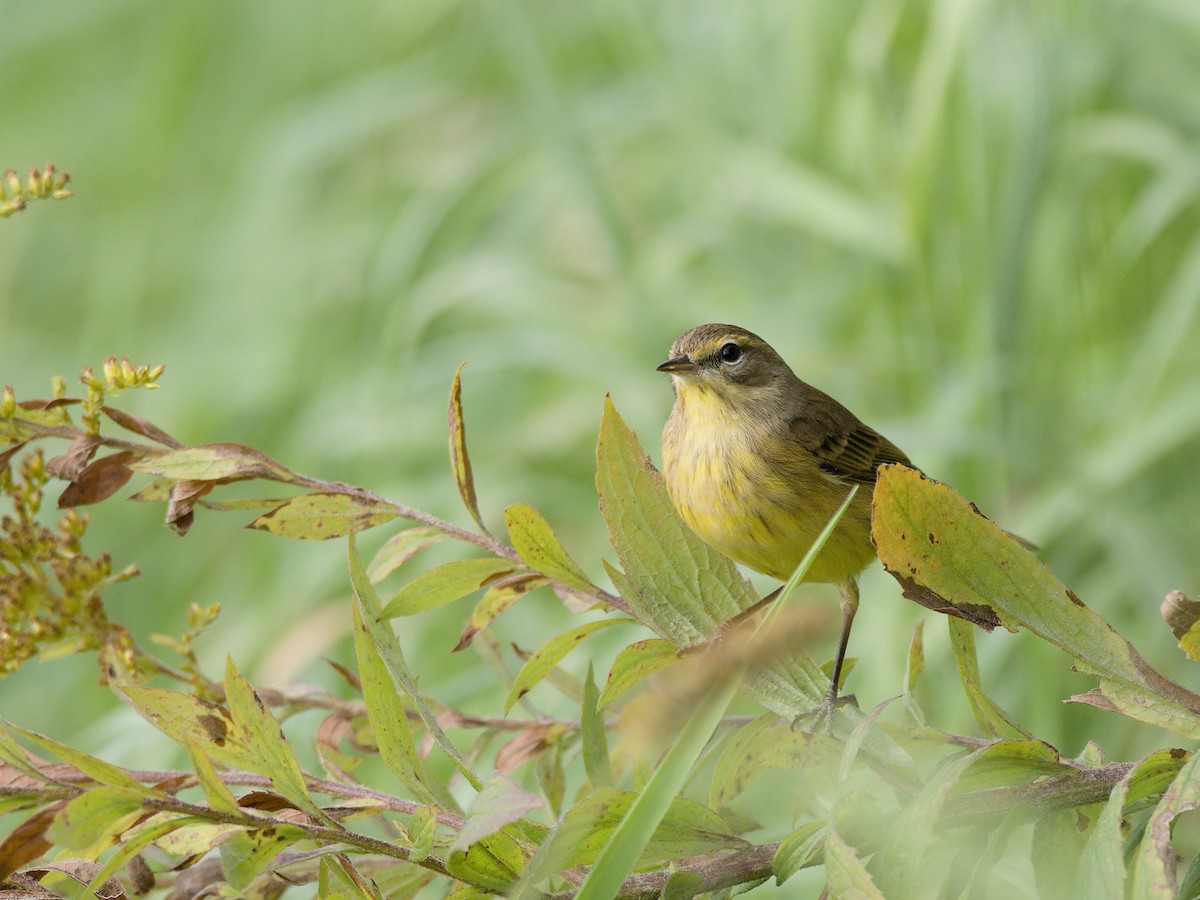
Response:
120,686,260,773
824,819,885,899
221,824,309,890
872,465,1200,739
504,503,597,594
581,664,614,788
515,786,745,893
155,820,244,857
448,362,490,536
1129,747,1200,898
1031,810,1087,900
953,739,1073,793
947,617,1032,740
222,655,330,824
351,603,438,805
130,442,293,482
367,526,448,581
872,747,986,899
47,787,144,850
709,715,839,809
348,535,482,791
599,638,678,708
248,491,398,540
595,396,758,645
450,773,542,854
380,557,518,618
504,618,632,713
187,741,242,815
3,720,154,796
454,574,547,651
774,820,826,885
904,621,926,725
446,829,526,891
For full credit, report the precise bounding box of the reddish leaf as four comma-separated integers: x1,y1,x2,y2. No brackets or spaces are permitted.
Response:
58,452,137,508
494,724,566,773
100,406,182,448
0,441,29,469
448,363,489,536
45,435,102,481
17,397,82,411
0,803,61,881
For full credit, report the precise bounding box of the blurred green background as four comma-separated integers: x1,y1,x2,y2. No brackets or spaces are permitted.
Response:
3,0,1200,783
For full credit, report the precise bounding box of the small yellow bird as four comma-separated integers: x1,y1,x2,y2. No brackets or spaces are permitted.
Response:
658,323,913,719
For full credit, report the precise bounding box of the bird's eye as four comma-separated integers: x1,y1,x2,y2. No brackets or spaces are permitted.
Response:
719,342,742,363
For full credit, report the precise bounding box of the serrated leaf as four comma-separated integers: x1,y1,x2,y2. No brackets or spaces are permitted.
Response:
351,604,437,804
504,619,632,713
248,492,398,540
450,774,542,854
348,536,482,791
130,442,293,482
380,558,518,618
448,362,490,536
504,503,596,594
598,638,678,708
47,787,144,850
948,617,1032,740
774,820,826,885
1129,747,1200,898
873,465,1200,739
367,526,448,582
517,787,745,889
825,819,885,899
595,396,758,645
222,656,329,823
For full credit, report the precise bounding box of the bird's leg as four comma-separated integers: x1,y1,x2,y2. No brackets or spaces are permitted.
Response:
794,580,860,733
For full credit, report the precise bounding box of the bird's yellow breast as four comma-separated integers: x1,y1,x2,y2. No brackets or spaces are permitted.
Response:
660,382,875,585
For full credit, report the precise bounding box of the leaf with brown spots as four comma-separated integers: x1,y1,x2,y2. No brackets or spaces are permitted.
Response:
247,491,398,541
873,464,1200,739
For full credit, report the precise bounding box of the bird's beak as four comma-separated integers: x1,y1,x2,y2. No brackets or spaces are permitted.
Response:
656,354,696,374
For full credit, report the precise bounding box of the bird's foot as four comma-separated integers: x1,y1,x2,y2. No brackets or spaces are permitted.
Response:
792,690,858,735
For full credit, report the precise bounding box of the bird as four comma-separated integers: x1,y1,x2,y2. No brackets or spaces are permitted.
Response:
657,323,914,724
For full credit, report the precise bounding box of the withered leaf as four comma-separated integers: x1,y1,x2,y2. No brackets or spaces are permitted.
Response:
131,443,293,483
494,724,566,774
45,434,102,481
58,451,137,508
100,405,182,448
20,858,127,900
0,803,61,881
166,480,214,536
17,397,82,411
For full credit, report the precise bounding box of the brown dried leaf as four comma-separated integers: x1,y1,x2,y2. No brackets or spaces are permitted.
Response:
58,451,137,508
20,859,126,899
0,803,61,881
1163,590,1200,641
17,397,82,411
0,441,29,469
100,406,182,448
45,435,102,481
166,480,214,535
494,724,566,774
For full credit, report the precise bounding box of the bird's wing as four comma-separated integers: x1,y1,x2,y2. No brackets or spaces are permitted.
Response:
789,391,913,485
